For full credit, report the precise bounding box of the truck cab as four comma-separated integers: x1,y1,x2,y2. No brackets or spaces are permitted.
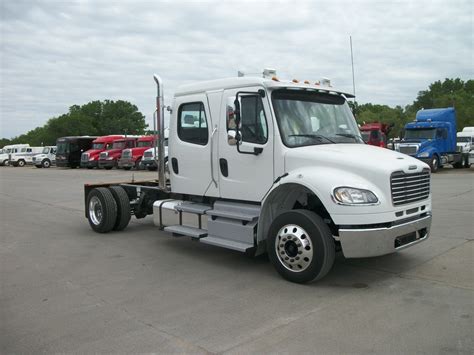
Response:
118,135,156,170
84,72,433,284
98,137,138,169
32,146,57,168
56,136,97,168
81,135,124,169
398,108,462,172
10,146,44,167
0,144,30,166
360,122,391,147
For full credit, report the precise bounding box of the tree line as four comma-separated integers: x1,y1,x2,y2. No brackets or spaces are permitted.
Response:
1,78,472,148
1,100,147,147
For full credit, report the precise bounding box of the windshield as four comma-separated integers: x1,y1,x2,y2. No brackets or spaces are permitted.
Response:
272,90,362,147
42,147,49,154
92,143,104,150
56,142,68,154
405,128,436,140
457,137,471,143
137,141,153,148
112,141,126,149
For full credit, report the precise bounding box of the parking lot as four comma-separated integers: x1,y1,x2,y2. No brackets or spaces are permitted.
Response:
1,166,473,353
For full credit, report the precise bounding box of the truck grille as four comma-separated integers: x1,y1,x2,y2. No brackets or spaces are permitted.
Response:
81,153,89,161
144,151,153,158
391,169,430,206
99,152,107,159
121,150,131,158
399,146,418,155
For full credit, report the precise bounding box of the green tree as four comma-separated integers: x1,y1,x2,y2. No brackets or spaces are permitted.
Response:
4,100,147,146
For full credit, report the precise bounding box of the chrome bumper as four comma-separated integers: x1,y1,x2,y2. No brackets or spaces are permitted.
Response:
339,213,432,258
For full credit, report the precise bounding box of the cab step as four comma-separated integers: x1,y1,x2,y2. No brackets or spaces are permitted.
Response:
175,202,212,214
164,225,208,239
200,236,253,252
206,201,260,222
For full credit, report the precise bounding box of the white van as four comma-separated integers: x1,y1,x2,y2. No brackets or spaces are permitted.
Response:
0,144,30,166
10,146,44,167
457,130,474,168
32,146,57,168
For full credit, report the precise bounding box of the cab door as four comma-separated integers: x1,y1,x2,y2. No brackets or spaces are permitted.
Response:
169,94,214,196
217,87,274,202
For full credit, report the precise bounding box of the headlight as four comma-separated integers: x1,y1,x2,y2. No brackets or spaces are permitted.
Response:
418,151,430,158
333,187,379,205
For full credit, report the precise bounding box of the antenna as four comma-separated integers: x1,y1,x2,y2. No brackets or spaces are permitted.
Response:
350,35,356,99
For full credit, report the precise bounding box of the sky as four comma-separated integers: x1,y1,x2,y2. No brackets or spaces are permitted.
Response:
0,0,472,138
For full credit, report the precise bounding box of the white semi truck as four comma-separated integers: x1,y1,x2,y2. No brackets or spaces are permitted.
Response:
84,71,432,283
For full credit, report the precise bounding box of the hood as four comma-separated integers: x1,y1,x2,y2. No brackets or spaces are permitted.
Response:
84,149,105,156
285,144,428,176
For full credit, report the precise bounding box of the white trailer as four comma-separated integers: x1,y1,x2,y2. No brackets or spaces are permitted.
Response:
83,71,432,283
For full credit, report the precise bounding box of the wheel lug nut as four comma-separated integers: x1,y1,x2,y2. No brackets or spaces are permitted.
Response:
290,259,294,262
295,257,300,260
297,243,301,247
285,257,289,260
280,244,284,248
298,251,302,254
282,238,287,242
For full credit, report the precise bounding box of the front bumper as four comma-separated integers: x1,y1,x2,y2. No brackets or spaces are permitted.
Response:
81,160,98,168
141,159,157,168
339,213,432,258
118,158,134,168
98,160,116,169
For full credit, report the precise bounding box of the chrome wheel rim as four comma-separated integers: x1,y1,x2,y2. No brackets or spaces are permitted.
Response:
43,160,50,168
89,196,103,225
275,224,313,272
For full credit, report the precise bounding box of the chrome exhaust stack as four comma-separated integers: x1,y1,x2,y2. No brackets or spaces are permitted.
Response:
153,74,166,190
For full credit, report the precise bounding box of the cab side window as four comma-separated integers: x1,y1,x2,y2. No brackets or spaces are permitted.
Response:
178,102,208,145
240,96,268,144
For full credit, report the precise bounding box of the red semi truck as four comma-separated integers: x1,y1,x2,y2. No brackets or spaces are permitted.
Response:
98,137,139,169
360,122,392,148
81,135,124,168
118,135,156,170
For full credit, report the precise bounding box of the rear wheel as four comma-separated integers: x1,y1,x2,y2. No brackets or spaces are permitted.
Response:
267,210,335,283
86,187,117,233
109,186,131,231
42,159,51,168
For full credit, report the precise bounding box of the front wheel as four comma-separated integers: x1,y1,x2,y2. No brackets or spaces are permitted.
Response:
429,155,439,173
267,210,335,283
17,160,26,167
42,159,51,168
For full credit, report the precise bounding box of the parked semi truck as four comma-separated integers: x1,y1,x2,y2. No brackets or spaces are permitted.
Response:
84,71,432,283
456,128,474,168
360,122,392,148
397,108,466,172
97,136,139,169
118,135,156,170
81,135,125,169
32,146,56,168
56,136,97,168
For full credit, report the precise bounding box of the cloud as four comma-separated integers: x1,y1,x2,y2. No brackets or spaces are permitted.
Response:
0,0,472,138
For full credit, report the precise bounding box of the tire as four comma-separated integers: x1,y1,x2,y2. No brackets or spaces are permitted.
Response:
267,210,335,283
35,165,42,168
42,159,51,168
109,186,131,231
134,159,142,170
86,187,118,233
87,166,94,169
147,166,157,171
105,166,113,170
17,160,26,167
1,159,8,166
429,155,439,173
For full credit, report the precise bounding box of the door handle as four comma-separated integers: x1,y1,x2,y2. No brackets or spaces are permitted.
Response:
171,157,179,174
219,158,228,177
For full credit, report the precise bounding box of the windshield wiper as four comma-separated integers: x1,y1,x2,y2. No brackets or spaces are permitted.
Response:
335,133,364,143
289,134,336,144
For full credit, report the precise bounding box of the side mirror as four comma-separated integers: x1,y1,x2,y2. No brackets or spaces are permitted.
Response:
227,130,238,146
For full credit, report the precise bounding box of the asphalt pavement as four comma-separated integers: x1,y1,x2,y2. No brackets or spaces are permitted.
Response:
1,166,473,353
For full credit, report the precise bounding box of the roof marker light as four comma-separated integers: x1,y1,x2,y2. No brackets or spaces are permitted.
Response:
292,79,299,83
315,81,320,85
304,80,310,84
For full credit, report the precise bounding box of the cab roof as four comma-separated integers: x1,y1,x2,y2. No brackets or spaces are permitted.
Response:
174,76,355,99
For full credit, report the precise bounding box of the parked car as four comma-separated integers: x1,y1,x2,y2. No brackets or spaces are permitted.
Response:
32,146,56,168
